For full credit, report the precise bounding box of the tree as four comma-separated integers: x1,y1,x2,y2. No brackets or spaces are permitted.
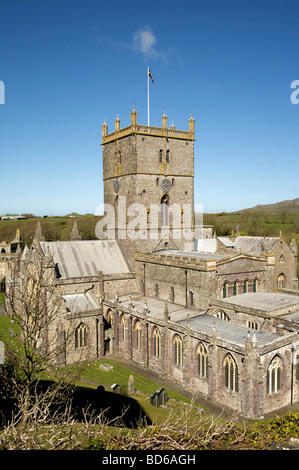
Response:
1,242,87,432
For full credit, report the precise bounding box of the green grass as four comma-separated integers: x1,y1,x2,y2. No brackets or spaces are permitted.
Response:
0,315,21,353
80,358,191,403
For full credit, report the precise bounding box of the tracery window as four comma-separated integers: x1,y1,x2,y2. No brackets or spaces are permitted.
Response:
75,323,88,349
120,315,126,341
135,320,141,349
173,334,183,367
267,356,283,394
224,354,238,392
277,273,286,289
247,320,258,330
153,327,161,358
213,310,229,321
233,281,238,296
222,282,228,298
197,343,209,378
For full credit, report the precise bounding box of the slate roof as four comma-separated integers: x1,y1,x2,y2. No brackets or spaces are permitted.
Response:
233,236,279,255
179,313,281,348
157,249,228,262
40,240,131,278
62,293,99,313
218,292,299,313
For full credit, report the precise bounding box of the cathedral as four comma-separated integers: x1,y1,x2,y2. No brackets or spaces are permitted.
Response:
4,106,299,419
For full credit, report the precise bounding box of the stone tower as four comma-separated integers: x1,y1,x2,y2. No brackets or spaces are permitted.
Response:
101,107,196,268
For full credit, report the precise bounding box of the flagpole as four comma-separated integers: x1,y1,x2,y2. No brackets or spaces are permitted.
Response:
147,66,150,126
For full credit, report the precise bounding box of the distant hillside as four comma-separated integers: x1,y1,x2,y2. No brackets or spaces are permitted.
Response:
237,198,299,214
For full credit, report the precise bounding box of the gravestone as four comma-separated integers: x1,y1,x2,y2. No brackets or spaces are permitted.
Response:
111,383,120,392
96,385,105,394
128,374,135,394
150,387,169,407
150,392,158,407
100,363,114,372
0,341,4,364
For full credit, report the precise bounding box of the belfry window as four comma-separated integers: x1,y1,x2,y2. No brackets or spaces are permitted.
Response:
159,149,163,163
253,278,258,292
166,150,170,163
161,193,169,227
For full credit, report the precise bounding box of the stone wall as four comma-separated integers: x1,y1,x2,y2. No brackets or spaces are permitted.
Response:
103,300,298,418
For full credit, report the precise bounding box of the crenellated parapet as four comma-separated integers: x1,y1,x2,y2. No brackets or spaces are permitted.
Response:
101,108,195,144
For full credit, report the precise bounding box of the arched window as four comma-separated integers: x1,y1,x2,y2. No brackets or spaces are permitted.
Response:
134,320,141,349
169,286,175,303
120,315,126,341
154,283,159,297
166,149,170,163
222,282,228,298
161,193,170,227
159,149,163,163
75,323,88,349
188,290,194,307
253,278,258,292
267,356,283,394
224,354,238,392
243,280,248,293
173,335,183,367
279,255,285,263
104,309,112,330
152,327,161,358
277,273,286,289
197,343,209,378
213,310,229,321
247,320,258,330
233,281,238,296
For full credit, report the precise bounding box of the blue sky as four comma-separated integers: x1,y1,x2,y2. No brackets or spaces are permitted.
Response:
0,0,298,216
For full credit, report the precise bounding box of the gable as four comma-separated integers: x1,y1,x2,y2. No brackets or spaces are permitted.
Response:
217,255,265,275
